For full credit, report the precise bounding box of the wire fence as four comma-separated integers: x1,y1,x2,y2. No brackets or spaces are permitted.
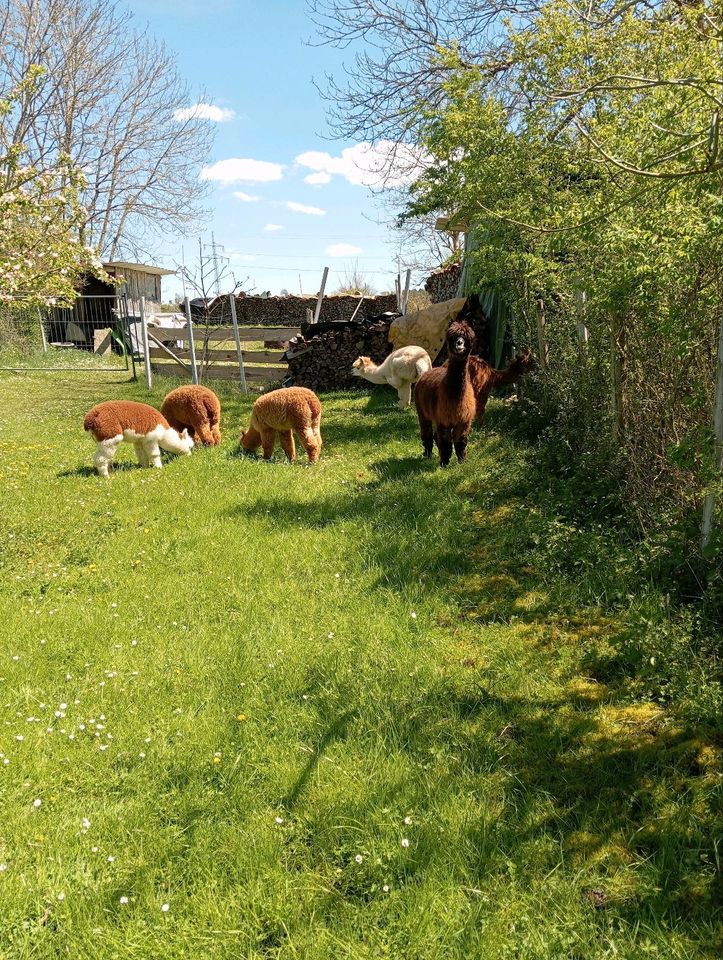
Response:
0,295,135,375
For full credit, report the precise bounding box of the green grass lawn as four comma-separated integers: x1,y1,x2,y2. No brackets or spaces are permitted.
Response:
0,371,719,959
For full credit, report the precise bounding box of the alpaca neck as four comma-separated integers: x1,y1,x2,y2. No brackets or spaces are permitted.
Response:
445,354,470,396
491,358,524,390
159,427,188,454
359,363,388,384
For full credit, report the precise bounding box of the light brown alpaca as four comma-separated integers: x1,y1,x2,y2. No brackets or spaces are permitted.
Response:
161,385,221,446
469,350,535,421
83,400,193,476
240,387,322,463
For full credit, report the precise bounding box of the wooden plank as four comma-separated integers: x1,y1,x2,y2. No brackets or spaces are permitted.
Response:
203,365,287,382
193,326,300,342
151,363,288,382
149,348,285,363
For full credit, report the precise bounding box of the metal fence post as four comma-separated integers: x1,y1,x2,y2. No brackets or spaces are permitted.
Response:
401,268,411,315
228,293,248,394
124,293,136,380
140,297,152,390
184,297,199,385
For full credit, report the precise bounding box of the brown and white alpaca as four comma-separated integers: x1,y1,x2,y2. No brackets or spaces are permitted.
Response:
83,400,194,476
161,385,221,446
351,345,432,409
240,387,322,463
469,350,535,421
414,319,477,467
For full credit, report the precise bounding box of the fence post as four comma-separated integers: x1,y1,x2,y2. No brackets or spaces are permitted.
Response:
701,306,723,550
401,268,412,315
37,308,48,353
140,297,152,390
184,297,199,385
228,293,248,394
610,314,624,443
535,298,549,370
124,293,136,380
312,267,329,324
575,289,589,352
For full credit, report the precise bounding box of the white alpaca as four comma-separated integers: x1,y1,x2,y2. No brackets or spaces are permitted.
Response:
351,345,433,409
83,400,194,477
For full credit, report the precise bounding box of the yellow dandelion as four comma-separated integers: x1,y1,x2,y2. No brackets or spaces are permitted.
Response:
237,713,247,722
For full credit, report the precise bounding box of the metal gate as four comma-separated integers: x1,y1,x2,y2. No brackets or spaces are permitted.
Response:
0,294,136,376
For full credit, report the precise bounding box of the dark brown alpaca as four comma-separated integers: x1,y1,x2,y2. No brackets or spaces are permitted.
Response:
414,320,477,466
469,350,535,421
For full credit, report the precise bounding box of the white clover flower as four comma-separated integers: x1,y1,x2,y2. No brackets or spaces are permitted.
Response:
119,896,129,904
410,611,417,619
0,864,7,872
161,903,169,913
403,816,412,825
383,884,390,892
401,838,410,848
32,798,41,808
274,816,284,824
354,854,363,864
57,892,65,901
107,855,114,862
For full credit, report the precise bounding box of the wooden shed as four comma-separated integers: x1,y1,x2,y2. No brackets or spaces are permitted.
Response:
101,261,175,315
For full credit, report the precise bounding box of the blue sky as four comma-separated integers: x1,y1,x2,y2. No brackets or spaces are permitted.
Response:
125,0,424,301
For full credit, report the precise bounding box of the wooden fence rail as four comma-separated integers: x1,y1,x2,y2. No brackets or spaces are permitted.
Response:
146,323,299,386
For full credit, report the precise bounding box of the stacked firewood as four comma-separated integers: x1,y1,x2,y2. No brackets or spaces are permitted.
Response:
285,317,394,391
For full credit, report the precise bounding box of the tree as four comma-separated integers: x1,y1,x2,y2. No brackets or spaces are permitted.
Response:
334,261,377,296
0,0,214,260
0,72,101,303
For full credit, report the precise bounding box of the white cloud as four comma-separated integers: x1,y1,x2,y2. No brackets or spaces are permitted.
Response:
200,158,285,184
326,243,362,257
174,103,235,123
264,224,284,232
233,191,260,202
296,141,428,188
304,171,331,185
286,201,326,217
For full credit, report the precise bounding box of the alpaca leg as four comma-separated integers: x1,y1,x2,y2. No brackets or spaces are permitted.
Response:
279,430,296,462
418,415,434,458
453,431,469,462
397,381,412,410
261,428,276,460
134,441,149,467
93,436,122,477
195,422,215,446
301,428,321,464
144,438,163,469
437,426,454,468
211,424,221,446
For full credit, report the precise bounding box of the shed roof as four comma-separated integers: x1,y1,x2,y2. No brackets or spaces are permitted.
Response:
103,261,175,277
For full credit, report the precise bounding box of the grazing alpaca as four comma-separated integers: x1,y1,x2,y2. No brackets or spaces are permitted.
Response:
469,350,535,421
240,387,322,464
161,385,221,446
351,345,432,409
414,320,477,467
83,400,193,476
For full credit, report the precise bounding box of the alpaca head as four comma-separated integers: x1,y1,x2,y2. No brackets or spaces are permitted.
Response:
446,320,476,359
510,349,536,376
177,428,194,454
351,356,373,377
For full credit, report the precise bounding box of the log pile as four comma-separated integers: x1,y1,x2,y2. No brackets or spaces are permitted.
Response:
425,262,462,303
205,292,398,326
285,317,394,392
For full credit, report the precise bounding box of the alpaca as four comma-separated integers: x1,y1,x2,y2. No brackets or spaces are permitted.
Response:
240,387,322,464
161,385,221,446
414,320,477,467
83,400,193,476
351,345,432,409
469,350,535,421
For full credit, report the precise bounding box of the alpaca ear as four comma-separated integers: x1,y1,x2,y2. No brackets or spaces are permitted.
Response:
180,428,188,439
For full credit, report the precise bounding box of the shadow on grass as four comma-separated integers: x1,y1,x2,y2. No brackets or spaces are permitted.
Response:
231,403,720,933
